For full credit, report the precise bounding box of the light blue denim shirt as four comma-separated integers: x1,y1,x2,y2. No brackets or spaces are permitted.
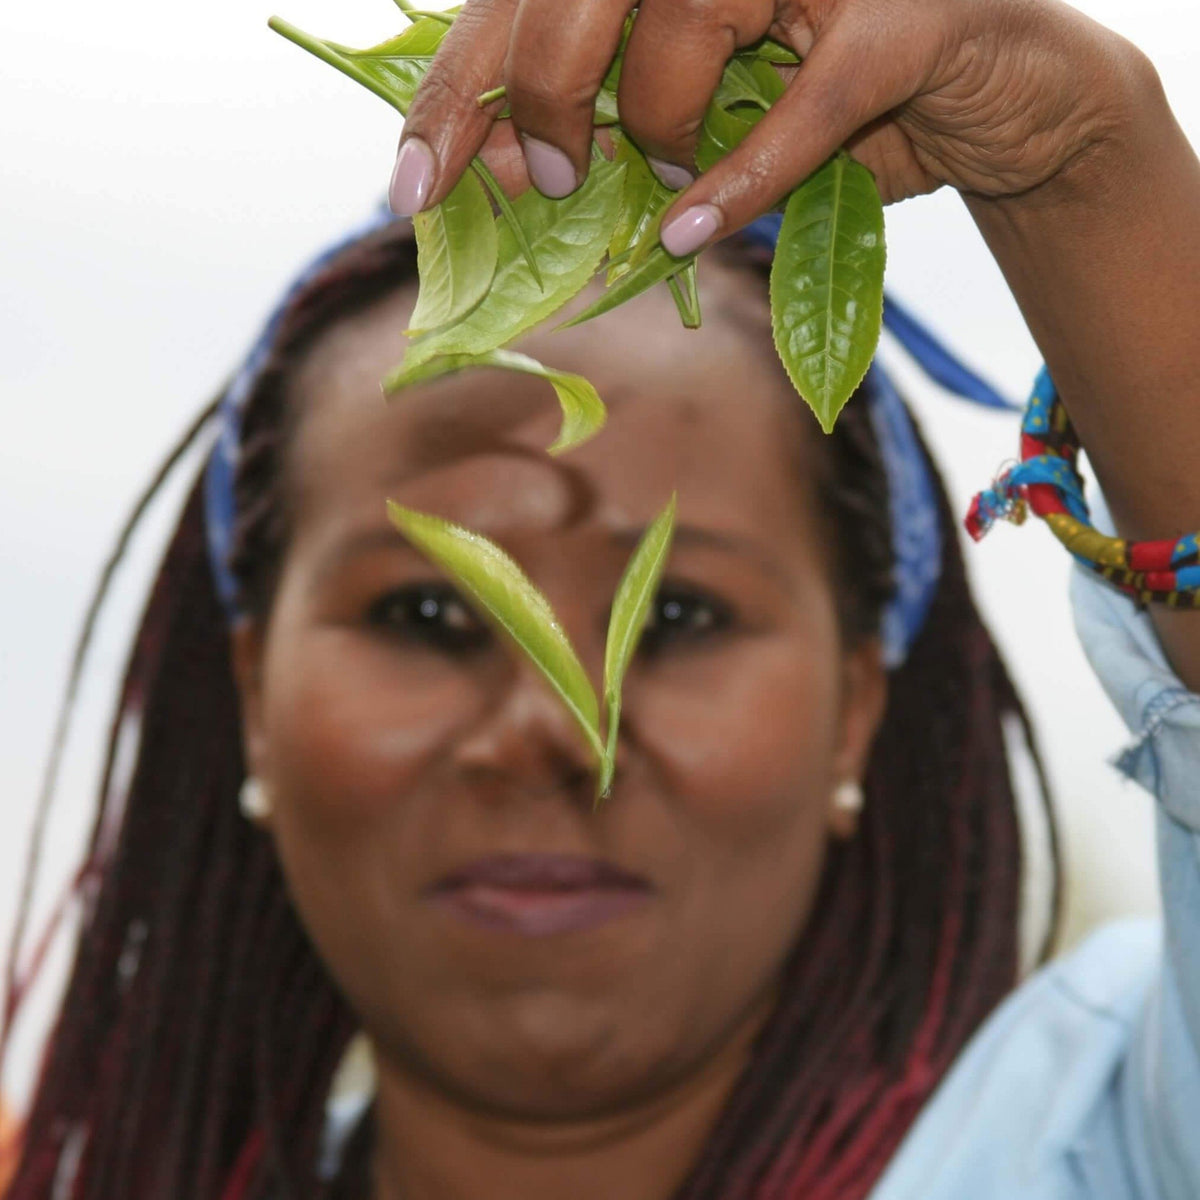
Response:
872,559,1200,1200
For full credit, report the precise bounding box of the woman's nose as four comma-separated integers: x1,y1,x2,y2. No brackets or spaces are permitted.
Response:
453,660,598,796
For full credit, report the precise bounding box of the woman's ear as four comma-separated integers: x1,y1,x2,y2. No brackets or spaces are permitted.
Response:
230,616,269,782
828,636,888,841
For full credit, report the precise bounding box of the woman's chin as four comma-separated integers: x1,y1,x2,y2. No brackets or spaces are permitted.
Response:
397,1019,694,1127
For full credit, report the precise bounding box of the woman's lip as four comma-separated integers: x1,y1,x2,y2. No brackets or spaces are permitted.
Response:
430,853,651,892
427,855,654,937
429,883,652,937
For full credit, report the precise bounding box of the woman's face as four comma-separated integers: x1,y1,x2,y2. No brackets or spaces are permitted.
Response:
233,263,886,1121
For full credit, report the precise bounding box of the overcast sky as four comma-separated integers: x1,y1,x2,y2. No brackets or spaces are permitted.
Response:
3,0,1198,1106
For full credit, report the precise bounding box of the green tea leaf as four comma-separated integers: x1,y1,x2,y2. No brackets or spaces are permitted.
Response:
747,56,788,99
387,503,604,762
770,154,886,433
593,13,632,125
744,36,801,64
405,158,626,365
383,348,607,455
268,15,448,114
607,137,674,284
380,15,450,49
594,88,621,126
339,18,449,111
471,160,544,291
598,494,677,798
694,56,779,169
409,169,498,334
666,261,701,329
695,102,761,172
714,57,784,111
560,239,694,330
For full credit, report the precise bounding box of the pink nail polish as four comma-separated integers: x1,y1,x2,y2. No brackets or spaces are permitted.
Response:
646,156,695,191
389,136,435,217
521,136,579,199
660,203,722,257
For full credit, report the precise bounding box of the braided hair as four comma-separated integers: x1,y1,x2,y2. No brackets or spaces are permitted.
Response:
2,219,1056,1200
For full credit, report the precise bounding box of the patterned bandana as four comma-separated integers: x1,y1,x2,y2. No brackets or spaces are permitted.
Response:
204,204,1018,668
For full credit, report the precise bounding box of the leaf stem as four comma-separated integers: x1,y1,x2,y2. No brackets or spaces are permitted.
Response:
402,9,455,24
477,85,507,107
471,159,546,291
268,17,408,114
667,265,702,328
597,698,620,803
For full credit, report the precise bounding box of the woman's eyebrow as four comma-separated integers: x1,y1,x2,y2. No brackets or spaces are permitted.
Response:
611,524,795,593
310,526,424,589
316,523,795,594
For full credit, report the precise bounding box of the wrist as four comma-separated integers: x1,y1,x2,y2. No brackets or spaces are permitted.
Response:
966,37,1180,235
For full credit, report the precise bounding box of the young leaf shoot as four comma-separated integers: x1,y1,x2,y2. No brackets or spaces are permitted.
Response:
383,348,607,455
387,504,605,765
598,495,677,799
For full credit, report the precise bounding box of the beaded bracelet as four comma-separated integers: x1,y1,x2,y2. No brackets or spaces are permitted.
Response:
965,367,1200,608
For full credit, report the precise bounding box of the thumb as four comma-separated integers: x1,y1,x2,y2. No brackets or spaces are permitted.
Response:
658,14,915,256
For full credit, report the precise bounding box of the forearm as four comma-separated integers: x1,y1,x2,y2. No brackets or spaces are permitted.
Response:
965,44,1200,691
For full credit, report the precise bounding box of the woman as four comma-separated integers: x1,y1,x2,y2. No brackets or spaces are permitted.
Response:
3,0,1199,1197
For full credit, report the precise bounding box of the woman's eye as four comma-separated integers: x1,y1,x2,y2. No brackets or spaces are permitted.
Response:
639,587,731,653
366,584,488,653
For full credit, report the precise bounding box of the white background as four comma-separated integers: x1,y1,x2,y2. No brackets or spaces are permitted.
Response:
2,0,1198,1108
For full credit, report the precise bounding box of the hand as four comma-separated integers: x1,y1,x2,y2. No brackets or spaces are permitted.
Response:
393,0,1153,254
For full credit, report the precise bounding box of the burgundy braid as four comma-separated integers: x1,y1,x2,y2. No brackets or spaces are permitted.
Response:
3,220,1055,1200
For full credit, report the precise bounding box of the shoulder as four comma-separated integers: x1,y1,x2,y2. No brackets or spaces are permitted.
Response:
871,919,1161,1199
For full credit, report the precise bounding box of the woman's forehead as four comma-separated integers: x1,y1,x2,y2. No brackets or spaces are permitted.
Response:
284,267,821,544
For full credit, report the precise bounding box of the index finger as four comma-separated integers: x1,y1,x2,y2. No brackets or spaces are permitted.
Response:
504,0,634,196
391,0,517,215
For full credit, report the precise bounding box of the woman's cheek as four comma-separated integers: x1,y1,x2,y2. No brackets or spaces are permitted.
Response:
628,636,842,839
261,623,478,827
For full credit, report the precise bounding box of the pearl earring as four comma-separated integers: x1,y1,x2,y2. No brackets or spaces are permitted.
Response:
833,780,864,816
239,776,272,822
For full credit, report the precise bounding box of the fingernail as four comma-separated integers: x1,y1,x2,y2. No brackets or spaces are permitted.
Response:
389,136,435,217
646,156,695,191
660,203,722,257
521,135,579,198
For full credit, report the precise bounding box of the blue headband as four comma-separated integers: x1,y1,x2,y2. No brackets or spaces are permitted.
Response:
205,204,1018,668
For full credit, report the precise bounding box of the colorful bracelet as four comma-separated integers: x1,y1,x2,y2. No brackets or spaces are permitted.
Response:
966,367,1200,609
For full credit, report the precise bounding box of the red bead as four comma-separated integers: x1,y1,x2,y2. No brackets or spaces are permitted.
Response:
1128,540,1177,572
1027,483,1067,517
964,496,986,542
1020,433,1048,461
1144,570,1177,592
